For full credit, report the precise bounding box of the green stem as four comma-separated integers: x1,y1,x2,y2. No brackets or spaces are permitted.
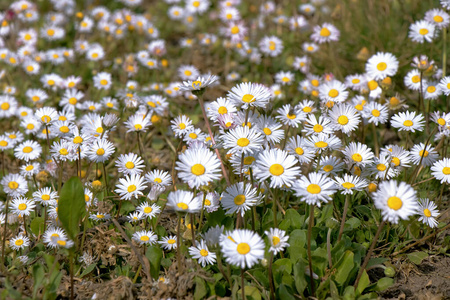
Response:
338,194,350,242
241,268,246,300
268,252,276,300
177,215,182,272
307,205,315,297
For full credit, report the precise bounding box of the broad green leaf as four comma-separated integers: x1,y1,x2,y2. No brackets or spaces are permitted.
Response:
366,257,388,269
288,229,306,262
279,208,302,230
273,258,293,275
373,277,394,291
238,285,261,300
145,245,163,279
194,277,208,300
80,263,96,278
32,264,45,298
58,176,86,240
277,284,295,300
30,217,45,236
347,217,361,229
333,251,355,286
330,280,339,300
343,286,355,300
356,270,370,295
407,251,428,265
214,282,226,297
293,260,307,295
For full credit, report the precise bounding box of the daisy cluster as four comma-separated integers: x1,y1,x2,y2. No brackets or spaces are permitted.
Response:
0,0,449,298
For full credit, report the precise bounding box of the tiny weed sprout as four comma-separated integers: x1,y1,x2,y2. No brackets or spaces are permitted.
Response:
1,0,450,299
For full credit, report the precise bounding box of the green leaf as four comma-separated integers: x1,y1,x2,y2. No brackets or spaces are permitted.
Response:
343,286,355,300
407,251,428,265
194,277,208,300
347,217,361,229
238,285,261,300
279,208,302,230
356,270,370,295
58,176,86,240
333,251,355,286
273,258,293,275
277,284,295,300
288,229,307,262
330,280,339,300
293,260,307,295
373,277,394,291
145,245,163,279
32,264,45,298
30,217,45,236
80,263,96,278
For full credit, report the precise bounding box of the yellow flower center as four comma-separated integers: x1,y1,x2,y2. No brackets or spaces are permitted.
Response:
15,239,24,246
69,97,77,105
237,138,250,147
191,164,205,175
437,118,446,126
243,156,255,165
96,148,105,156
443,167,450,175
376,164,386,171
372,109,380,117
26,124,35,130
391,157,400,166
368,80,378,91
295,147,304,155
0,140,7,147
272,236,280,246
419,28,429,35
411,75,420,83
60,126,69,133
140,235,150,241
25,165,34,171
377,62,387,71
23,146,33,153
168,239,176,244
315,141,328,148
59,148,68,156
231,26,239,34
352,153,362,162
419,150,429,157
328,89,339,98
218,106,228,114
426,86,436,93
177,202,188,210
127,185,136,192
234,195,246,205
42,194,50,201
125,162,135,169
342,182,355,189
205,199,211,205
307,184,321,194
423,208,432,217
368,183,377,193
189,133,197,139
200,249,209,256
18,203,27,210
323,165,333,172
192,0,200,7
41,115,51,123
236,242,250,254
287,114,296,119
263,127,272,135
387,196,403,210
154,178,162,183
134,124,143,131
269,164,284,176
242,94,255,103
338,115,349,125
144,207,153,214
320,27,331,37
403,120,413,127
313,124,323,133
303,106,312,113
100,79,108,86
73,136,83,144
434,15,444,23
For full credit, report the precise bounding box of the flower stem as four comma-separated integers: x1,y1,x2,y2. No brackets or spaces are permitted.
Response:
354,220,385,288
240,268,246,300
177,215,182,272
371,123,379,157
190,213,196,247
268,252,276,300
338,194,350,242
307,205,315,297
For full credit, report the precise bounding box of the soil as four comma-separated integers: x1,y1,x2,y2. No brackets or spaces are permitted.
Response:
380,255,450,300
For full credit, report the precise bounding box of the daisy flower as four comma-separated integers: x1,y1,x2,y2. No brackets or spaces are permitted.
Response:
259,35,283,57
175,147,221,188
265,228,289,255
334,174,368,195
227,82,272,109
372,180,419,224
206,97,237,121
409,20,435,43
86,139,115,163
293,172,337,206
286,136,316,164
221,182,261,216
296,100,317,115
10,234,30,251
183,128,207,144
369,155,398,180
425,8,450,28
319,80,348,104
178,65,199,81
431,158,450,184
145,169,172,187
35,106,58,125
342,142,374,167
275,71,294,86
424,82,441,100
417,199,439,228
276,104,305,127
220,229,265,268
89,213,111,221
302,114,334,136
1,173,28,197
137,202,161,219
197,191,220,213
315,155,345,176
362,102,389,125
33,187,58,206
189,240,216,267
128,212,144,223
115,153,145,175
304,133,342,152
178,74,218,92
20,162,40,178
253,149,300,188
14,140,42,161
311,23,340,43
10,197,36,216
328,103,360,134
438,76,450,96
166,190,201,214
410,143,439,166
365,52,399,80
222,126,264,155
132,230,157,245
255,115,284,144
115,174,147,200
159,235,177,250
171,115,194,137
391,111,425,132
404,69,426,91
93,72,112,90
